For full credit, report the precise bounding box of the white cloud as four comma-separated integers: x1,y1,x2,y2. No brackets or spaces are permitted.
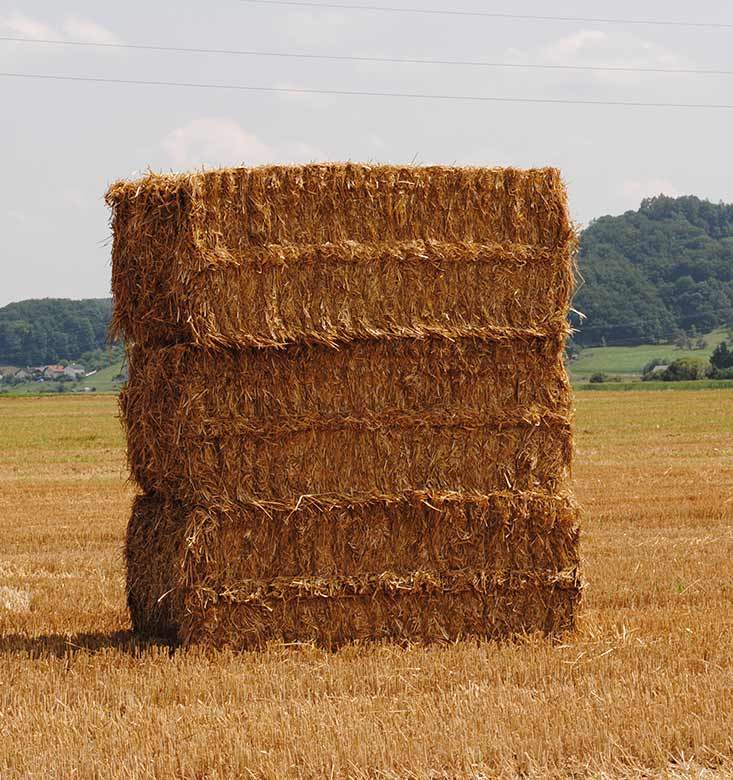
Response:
0,13,120,44
621,178,679,207
161,118,326,168
537,28,687,86
280,10,349,46
543,29,608,62
162,119,274,168
0,12,56,39
283,140,326,162
62,17,121,45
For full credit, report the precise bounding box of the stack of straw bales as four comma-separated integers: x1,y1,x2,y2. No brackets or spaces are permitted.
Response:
107,164,581,650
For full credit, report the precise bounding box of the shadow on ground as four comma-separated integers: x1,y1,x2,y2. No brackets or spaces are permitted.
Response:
0,630,175,658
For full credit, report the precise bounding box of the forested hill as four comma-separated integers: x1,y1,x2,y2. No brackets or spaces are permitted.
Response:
0,298,111,365
574,195,733,346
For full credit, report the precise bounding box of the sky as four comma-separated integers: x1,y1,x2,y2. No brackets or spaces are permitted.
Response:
2,0,733,305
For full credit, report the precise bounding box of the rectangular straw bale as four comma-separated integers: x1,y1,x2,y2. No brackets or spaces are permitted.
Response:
110,162,581,649
126,492,580,649
149,491,580,580
121,336,572,506
106,165,575,347
181,575,580,650
130,423,571,508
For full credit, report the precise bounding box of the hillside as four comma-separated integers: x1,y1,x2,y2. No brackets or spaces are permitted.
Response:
574,195,733,346
569,326,728,381
0,298,112,365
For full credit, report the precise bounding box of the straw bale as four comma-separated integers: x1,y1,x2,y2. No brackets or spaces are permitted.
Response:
111,162,581,649
123,334,569,422
121,336,572,506
180,572,580,650
148,490,580,580
106,164,575,347
125,491,581,649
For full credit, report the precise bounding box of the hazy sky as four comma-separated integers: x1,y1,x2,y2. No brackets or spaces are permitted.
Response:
2,0,733,305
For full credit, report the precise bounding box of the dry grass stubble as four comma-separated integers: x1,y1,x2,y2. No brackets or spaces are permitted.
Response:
0,392,731,778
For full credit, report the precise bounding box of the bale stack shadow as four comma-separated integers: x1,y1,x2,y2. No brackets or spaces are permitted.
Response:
107,163,581,650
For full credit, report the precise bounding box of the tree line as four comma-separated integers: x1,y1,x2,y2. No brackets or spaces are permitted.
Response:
573,195,733,346
0,298,112,366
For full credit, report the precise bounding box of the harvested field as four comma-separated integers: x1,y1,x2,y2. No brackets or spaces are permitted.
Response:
1,391,731,778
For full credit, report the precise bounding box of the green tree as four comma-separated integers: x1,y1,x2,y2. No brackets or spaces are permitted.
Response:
575,195,733,346
710,341,733,372
0,299,112,365
662,357,709,381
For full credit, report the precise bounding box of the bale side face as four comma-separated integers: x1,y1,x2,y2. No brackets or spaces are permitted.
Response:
123,336,570,422
126,492,581,649
151,491,580,580
125,495,185,640
106,165,575,347
110,241,574,349
121,337,572,506
181,575,581,651
106,165,572,250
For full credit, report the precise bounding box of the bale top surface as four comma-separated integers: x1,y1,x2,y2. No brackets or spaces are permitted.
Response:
105,163,572,248
106,162,565,207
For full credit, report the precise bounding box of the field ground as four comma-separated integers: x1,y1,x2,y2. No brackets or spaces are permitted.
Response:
574,378,733,392
569,327,729,381
1,392,732,778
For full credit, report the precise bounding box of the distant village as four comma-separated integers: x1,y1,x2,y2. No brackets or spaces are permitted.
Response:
0,363,88,382
0,358,129,393
0,363,121,393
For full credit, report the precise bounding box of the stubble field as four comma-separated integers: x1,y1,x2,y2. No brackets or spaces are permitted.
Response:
0,391,732,779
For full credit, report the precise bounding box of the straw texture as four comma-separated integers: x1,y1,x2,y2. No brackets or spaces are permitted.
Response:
125,492,581,649
106,165,575,348
180,575,580,650
121,336,572,506
125,494,184,640
110,162,581,649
